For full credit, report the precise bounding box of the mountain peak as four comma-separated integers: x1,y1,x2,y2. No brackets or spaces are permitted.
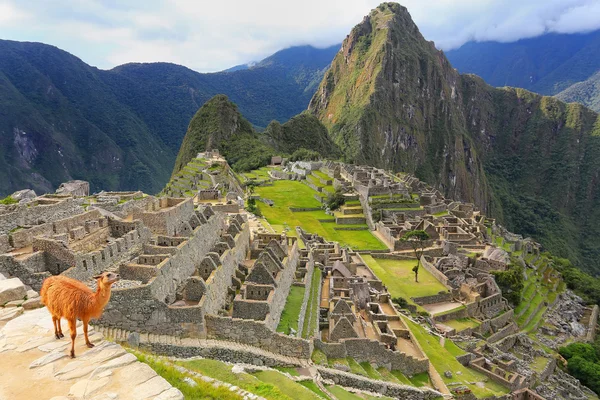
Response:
172,94,254,175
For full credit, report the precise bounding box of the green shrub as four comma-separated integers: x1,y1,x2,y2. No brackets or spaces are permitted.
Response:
492,264,524,306
325,189,345,211
559,342,600,395
392,297,409,309
0,196,18,205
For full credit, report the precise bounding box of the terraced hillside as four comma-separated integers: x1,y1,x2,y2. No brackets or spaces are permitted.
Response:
253,177,387,251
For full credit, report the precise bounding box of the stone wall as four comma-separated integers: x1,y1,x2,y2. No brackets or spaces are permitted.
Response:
0,234,9,254
143,341,303,368
490,310,514,331
211,204,240,213
0,198,83,235
488,322,518,343
433,307,469,322
133,197,195,236
314,338,429,376
265,241,300,330
0,251,50,289
539,358,556,382
10,224,54,248
205,315,313,359
62,227,151,282
411,292,452,306
201,221,250,315
420,256,451,289
96,213,228,335
316,366,441,400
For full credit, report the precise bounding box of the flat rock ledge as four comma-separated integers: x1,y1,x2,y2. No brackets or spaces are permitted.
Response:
0,307,183,400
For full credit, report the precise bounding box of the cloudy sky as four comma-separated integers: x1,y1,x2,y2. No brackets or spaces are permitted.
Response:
1,0,599,72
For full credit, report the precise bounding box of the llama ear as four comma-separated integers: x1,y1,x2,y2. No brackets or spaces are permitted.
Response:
93,274,102,280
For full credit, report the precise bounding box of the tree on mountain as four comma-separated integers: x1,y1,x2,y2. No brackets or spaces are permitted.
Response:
400,230,430,282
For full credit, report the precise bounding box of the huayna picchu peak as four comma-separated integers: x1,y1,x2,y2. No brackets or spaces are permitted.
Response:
309,2,600,274
2,2,600,400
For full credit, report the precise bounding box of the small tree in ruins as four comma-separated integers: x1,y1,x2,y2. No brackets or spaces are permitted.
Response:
400,230,430,282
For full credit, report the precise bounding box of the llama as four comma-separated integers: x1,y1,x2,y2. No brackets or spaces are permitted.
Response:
40,271,120,358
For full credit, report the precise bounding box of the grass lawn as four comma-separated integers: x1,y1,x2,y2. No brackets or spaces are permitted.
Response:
312,170,333,181
132,351,242,400
252,370,323,400
442,318,481,332
302,268,322,338
444,338,467,356
326,385,395,400
401,317,509,398
256,181,386,250
362,255,448,300
311,349,327,365
299,380,330,399
277,285,305,334
180,358,299,400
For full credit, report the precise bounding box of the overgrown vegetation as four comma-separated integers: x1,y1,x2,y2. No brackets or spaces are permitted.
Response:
264,113,340,158
325,189,345,211
553,256,600,306
290,148,321,161
492,265,524,306
559,341,600,395
0,196,18,205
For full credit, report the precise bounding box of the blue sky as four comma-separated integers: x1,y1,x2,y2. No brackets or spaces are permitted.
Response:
1,0,599,72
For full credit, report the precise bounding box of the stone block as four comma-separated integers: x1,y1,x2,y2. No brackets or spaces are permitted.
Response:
22,297,43,310
70,226,86,240
0,277,27,304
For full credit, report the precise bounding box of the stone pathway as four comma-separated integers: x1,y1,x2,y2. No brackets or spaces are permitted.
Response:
0,307,183,400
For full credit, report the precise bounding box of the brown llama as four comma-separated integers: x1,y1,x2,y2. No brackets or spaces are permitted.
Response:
40,271,120,358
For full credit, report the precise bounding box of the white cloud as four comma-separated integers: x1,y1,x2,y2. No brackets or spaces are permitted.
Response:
0,1,28,24
0,0,599,72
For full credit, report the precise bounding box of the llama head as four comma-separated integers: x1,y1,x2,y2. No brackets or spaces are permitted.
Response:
93,271,120,287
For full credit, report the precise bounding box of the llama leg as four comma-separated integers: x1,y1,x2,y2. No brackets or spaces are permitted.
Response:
57,318,64,338
83,319,94,348
52,316,60,339
68,318,77,358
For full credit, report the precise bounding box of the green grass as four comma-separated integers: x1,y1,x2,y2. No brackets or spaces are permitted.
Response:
274,367,300,376
404,372,432,388
180,359,297,400
346,358,368,377
299,380,330,399
442,318,480,333
277,286,305,334
401,316,510,398
312,170,333,181
444,339,467,356
252,370,323,400
359,362,382,380
255,181,386,250
362,255,448,300
132,351,243,400
302,269,322,338
531,356,550,373
326,385,395,400
377,367,403,384
311,349,328,365
0,196,17,205
327,358,350,368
